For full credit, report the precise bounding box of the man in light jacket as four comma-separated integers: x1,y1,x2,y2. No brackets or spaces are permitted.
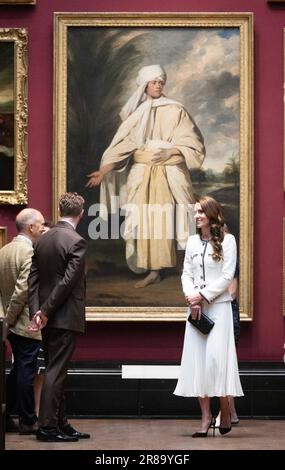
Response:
0,208,45,433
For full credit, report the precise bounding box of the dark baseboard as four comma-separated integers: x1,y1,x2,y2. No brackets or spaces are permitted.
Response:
61,361,285,419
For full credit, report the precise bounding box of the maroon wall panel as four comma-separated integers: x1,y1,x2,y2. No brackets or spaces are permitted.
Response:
1,0,285,361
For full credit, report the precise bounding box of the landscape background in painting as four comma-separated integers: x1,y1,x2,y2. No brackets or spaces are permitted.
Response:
66,27,240,307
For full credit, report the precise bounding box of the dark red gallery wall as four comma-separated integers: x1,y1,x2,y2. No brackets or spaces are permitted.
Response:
0,0,285,362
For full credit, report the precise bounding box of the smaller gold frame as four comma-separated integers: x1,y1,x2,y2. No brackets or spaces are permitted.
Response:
283,29,285,191
0,227,7,248
283,219,285,315
0,28,28,204
0,1,36,4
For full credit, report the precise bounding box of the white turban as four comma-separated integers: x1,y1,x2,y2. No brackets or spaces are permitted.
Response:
136,64,167,87
119,65,167,121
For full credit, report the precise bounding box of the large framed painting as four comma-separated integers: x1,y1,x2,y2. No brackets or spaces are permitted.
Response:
0,28,27,204
54,13,254,321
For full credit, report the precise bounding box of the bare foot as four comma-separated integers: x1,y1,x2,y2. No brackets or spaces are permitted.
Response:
134,271,161,288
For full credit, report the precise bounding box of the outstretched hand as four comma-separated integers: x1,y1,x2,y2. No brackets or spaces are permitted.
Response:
86,170,104,188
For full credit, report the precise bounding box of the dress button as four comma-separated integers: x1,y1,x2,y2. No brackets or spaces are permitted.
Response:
200,276,203,279
200,264,203,268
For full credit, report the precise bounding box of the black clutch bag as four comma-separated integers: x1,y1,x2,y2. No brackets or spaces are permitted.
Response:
187,310,215,335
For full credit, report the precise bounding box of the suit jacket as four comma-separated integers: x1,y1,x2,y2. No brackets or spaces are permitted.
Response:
28,221,87,333
181,233,237,304
0,236,41,340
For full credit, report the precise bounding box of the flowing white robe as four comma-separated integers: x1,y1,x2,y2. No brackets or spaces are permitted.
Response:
99,98,206,272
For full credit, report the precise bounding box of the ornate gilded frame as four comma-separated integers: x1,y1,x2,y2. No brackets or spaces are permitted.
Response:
283,28,285,189
0,1,36,4
0,28,27,204
54,12,254,321
283,219,285,316
0,227,7,248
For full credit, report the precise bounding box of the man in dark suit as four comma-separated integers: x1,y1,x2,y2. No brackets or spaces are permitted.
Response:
28,192,90,442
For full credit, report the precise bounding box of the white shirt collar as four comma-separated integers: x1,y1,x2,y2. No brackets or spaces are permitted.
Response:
60,218,76,229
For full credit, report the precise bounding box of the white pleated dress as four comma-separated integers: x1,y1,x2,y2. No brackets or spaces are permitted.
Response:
174,234,244,398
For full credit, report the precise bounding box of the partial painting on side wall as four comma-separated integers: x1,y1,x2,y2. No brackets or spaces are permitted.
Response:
0,28,28,205
0,42,14,191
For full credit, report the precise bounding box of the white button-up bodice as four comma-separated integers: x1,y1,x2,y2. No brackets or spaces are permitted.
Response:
181,233,237,304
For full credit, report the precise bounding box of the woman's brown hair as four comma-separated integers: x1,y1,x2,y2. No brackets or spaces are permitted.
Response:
197,196,225,261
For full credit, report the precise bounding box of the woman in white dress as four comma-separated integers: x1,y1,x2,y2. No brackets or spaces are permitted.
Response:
174,196,243,437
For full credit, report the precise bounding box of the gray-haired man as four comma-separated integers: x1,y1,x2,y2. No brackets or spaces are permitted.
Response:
0,208,45,434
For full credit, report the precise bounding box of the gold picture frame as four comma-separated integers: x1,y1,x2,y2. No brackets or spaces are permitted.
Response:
283,28,285,191
54,12,254,322
0,227,7,248
0,28,28,204
283,219,285,315
0,1,36,4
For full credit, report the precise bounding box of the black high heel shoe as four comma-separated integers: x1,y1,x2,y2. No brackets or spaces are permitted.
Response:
192,417,216,438
219,425,232,435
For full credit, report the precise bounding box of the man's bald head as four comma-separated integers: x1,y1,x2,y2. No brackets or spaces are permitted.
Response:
15,208,45,242
16,209,42,231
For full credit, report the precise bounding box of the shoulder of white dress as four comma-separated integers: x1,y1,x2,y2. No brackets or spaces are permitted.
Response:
187,234,199,245
223,233,235,243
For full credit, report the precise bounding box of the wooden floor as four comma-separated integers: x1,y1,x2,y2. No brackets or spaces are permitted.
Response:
4,419,285,450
